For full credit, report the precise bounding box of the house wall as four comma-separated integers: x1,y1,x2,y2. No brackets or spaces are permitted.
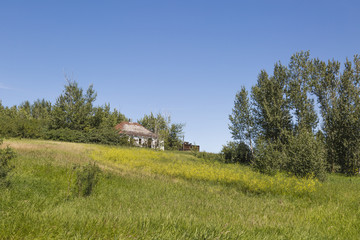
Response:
130,136,164,150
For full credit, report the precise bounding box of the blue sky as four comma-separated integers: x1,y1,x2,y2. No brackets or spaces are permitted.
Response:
1,1,360,152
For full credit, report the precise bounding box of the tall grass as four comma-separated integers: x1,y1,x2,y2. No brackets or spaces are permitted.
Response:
1,139,360,239
91,146,320,195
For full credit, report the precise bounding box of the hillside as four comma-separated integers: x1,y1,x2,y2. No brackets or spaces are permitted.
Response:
1,139,360,239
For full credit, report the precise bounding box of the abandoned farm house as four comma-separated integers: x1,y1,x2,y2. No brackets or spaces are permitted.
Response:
115,121,164,150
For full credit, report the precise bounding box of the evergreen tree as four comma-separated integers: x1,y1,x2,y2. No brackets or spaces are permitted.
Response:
165,123,184,150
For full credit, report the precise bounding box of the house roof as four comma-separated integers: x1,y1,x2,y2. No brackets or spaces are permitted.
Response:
115,122,158,138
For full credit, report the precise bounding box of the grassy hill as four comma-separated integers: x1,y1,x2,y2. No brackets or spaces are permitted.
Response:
1,139,360,239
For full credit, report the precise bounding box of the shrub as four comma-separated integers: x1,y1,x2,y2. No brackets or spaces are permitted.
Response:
73,162,101,197
46,128,88,143
252,138,286,175
285,128,327,181
44,128,133,146
192,151,222,162
0,139,16,187
0,116,45,139
252,129,327,181
221,141,253,164
87,128,123,145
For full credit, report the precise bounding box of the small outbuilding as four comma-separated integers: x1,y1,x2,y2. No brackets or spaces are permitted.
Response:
115,121,164,150
181,142,200,152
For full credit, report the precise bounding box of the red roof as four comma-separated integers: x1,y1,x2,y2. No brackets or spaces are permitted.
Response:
115,122,157,138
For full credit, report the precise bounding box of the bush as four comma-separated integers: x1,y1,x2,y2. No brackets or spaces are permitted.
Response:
192,151,222,162
45,128,133,146
221,141,253,164
87,128,122,145
0,139,16,187
73,162,101,197
285,128,327,181
252,138,286,175
45,128,87,143
0,116,45,139
252,129,327,181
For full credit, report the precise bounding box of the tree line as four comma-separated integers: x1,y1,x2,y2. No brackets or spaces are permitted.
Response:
226,51,360,179
0,78,184,149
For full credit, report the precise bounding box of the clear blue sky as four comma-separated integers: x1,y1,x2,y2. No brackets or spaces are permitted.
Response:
1,1,360,152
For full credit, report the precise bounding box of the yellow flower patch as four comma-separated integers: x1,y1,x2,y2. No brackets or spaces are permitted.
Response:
91,146,319,195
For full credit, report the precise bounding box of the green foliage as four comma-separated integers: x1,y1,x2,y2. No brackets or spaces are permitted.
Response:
252,138,286,175
51,78,97,131
288,51,318,131
229,86,255,153
231,52,360,179
221,141,253,164
73,162,101,197
311,56,360,175
192,151,222,162
251,65,292,143
0,140,16,187
44,128,131,146
138,112,169,134
0,79,128,147
138,112,184,150
30,99,52,120
15,118,45,138
86,128,128,145
165,123,184,150
91,104,126,129
252,129,327,180
44,128,87,142
285,128,327,181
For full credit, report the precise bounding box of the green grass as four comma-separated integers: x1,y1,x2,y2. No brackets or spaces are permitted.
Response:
1,139,360,239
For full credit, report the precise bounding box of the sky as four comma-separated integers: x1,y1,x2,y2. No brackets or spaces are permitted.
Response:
1,1,360,152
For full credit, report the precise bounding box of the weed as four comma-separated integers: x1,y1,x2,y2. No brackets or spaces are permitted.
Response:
0,140,16,187
73,162,101,197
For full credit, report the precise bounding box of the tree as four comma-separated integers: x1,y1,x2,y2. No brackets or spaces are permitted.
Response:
51,77,97,131
31,99,52,121
310,58,340,172
165,123,184,150
310,56,360,175
138,112,170,136
138,113,184,150
229,86,255,154
251,64,292,143
230,52,329,179
91,103,126,129
18,101,32,119
288,51,317,132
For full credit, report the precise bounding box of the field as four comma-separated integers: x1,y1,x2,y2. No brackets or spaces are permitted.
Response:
1,139,360,239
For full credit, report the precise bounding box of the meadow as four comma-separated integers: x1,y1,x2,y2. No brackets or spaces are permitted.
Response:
1,139,360,239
